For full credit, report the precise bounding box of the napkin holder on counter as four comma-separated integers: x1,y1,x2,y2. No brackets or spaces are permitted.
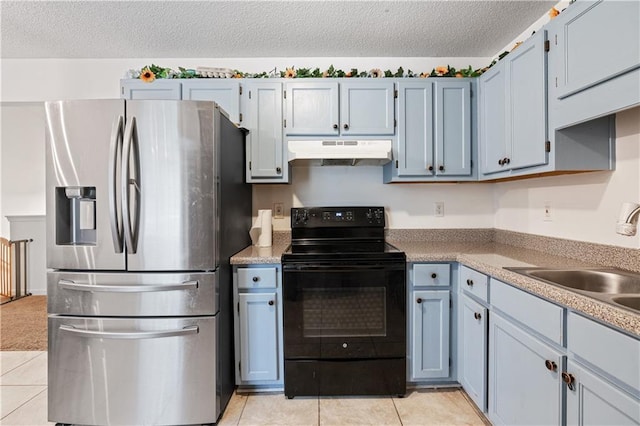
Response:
249,209,273,247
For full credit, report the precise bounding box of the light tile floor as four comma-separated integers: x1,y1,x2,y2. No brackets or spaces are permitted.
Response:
1,351,489,425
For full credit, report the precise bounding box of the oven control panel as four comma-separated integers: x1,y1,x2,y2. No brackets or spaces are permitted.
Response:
291,207,385,227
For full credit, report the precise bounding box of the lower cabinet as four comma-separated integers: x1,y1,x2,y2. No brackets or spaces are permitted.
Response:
411,290,450,380
565,360,640,425
459,293,488,411
488,312,563,425
233,265,283,388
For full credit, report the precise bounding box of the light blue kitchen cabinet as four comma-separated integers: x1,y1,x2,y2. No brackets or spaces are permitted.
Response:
340,80,395,135
434,80,472,176
284,82,339,135
233,265,283,388
459,293,488,412
243,82,287,183
387,79,473,182
284,80,394,137
547,0,640,129
120,79,182,100
395,81,434,177
411,290,450,380
488,312,563,426
478,63,507,175
181,79,242,124
565,360,640,425
238,292,279,382
480,30,548,177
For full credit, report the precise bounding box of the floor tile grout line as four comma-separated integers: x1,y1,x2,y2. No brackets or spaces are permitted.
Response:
389,394,404,426
0,385,48,421
0,351,44,377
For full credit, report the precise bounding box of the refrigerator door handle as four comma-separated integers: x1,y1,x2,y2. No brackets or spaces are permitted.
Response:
59,324,199,340
109,115,125,253
122,116,140,254
58,279,199,293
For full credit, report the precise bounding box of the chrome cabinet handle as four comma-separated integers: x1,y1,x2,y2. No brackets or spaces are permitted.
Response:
59,325,199,339
108,115,124,253
58,279,198,293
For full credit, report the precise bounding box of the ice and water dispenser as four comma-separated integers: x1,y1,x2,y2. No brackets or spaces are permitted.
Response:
56,186,97,245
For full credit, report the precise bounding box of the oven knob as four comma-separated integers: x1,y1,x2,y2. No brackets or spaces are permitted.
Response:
342,343,348,348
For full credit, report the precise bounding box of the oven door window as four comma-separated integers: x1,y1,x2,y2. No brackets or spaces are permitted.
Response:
303,287,386,338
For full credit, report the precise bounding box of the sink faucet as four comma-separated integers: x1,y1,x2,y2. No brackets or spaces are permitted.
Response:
616,202,640,236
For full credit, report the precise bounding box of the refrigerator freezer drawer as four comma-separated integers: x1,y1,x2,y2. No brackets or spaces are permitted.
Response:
48,271,218,316
48,316,219,426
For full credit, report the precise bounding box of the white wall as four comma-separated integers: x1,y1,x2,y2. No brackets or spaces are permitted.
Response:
0,103,46,237
493,107,640,248
253,166,495,230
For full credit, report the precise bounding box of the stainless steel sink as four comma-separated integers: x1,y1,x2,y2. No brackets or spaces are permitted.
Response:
505,267,640,313
525,269,640,293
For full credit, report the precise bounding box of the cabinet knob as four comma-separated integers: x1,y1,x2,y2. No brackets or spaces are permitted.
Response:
562,372,575,390
431,273,437,279
416,298,423,304
505,157,511,164
252,276,260,282
474,312,482,320
466,279,474,286
268,300,274,306
333,124,338,129
544,360,557,372
428,165,434,171
438,165,444,171
276,167,282,174
343,123,349,130
498,159,504,166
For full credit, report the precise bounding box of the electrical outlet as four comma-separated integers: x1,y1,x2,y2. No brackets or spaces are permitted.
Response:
434,202,444,217
273,202,284,219
544,202,552,221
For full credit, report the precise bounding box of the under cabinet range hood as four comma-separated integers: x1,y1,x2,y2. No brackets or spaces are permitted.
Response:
288,140,393,166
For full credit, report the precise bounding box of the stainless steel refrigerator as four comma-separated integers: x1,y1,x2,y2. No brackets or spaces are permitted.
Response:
45,99,251,426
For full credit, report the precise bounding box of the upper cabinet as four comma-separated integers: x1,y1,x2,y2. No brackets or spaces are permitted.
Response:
284,80,395,136
121,80,182,100
120,79,242,124
181,80,242,125
243,81,287,183
385,79,473,182
547,0,640,129
480,31,548,177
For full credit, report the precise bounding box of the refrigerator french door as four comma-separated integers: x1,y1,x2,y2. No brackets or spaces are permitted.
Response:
45,99,247,426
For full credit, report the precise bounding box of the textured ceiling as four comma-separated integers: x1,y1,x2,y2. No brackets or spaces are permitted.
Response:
1,1,557,59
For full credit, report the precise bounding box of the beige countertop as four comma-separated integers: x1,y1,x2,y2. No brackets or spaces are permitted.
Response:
231,239,640,337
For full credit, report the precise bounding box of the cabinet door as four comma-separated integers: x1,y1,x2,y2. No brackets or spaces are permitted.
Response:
565,360,640,425
181,80,241,124
489,313,562,426
507,30,548,170
340,81,395,135
238,292,279,382
285,82,339,135
479,63,508,175
396,82,434,176
411,290,450,380
245,82,284,180
460,294,488,412
434,80,471,176
121,80,181,100
553,0,640,100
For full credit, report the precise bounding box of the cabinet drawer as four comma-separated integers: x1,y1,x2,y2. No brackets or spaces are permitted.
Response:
237,267,277,289
413,263,451,287
567,312,640,392
491,279,564,345
460,265,489,303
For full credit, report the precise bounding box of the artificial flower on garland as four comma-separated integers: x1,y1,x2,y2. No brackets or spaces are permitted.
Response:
549,7,560,19
140,68,155,83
